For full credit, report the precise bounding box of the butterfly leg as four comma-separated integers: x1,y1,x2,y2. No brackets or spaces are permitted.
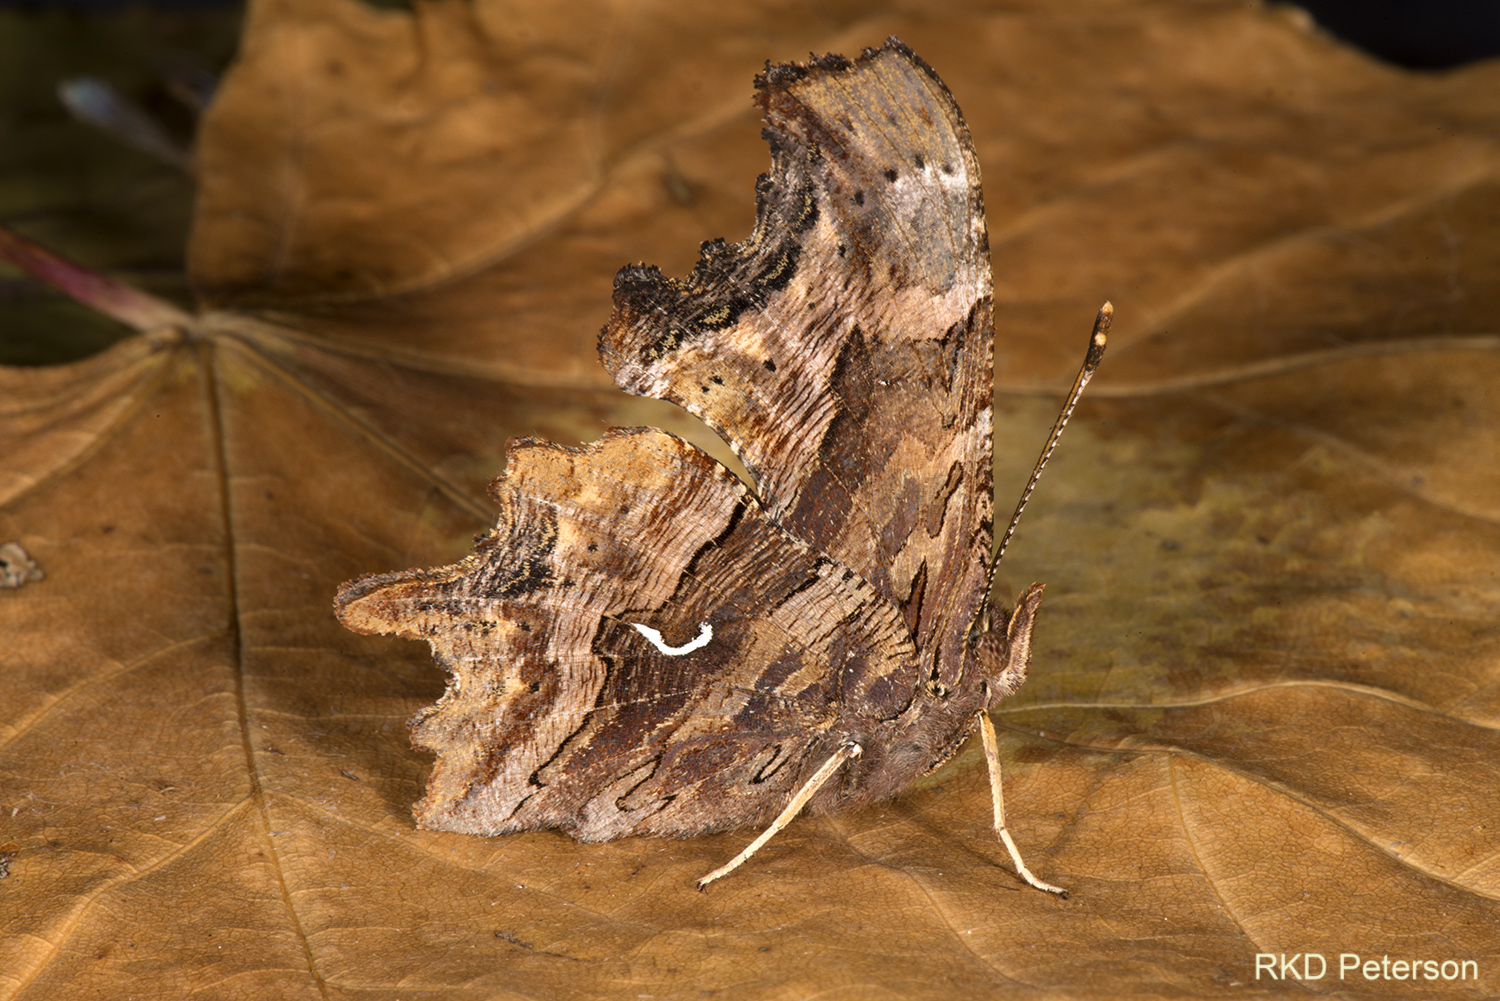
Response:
697,742,863,889
977,709,1067,896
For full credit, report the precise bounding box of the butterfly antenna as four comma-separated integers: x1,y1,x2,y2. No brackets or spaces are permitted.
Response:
990,303,1111,576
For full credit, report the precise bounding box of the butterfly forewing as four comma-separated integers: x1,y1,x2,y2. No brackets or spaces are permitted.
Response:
600,41,994,692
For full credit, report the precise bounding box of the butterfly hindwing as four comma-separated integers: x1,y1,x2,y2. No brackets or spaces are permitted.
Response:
337,428,921,836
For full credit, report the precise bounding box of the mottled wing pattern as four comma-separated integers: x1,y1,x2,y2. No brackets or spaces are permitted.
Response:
337,428,918,838
601,41,993,691
336,40,999,840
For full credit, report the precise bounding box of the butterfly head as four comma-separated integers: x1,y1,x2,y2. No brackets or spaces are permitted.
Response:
968,582,1046,706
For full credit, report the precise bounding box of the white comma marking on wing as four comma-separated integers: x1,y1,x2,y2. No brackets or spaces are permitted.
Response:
630,621,714,656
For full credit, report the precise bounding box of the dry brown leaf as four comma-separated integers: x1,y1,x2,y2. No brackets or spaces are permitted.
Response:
3,0,1499,998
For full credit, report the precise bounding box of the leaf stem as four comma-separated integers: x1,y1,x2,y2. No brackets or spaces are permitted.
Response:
0,224,193,333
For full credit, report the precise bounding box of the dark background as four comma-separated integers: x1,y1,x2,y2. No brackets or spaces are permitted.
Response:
1296,0,1500,69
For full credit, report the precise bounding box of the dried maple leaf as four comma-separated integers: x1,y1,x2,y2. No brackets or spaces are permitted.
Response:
3,1,1498,998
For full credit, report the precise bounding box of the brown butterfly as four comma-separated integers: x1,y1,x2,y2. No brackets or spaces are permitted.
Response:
336,38,1106,892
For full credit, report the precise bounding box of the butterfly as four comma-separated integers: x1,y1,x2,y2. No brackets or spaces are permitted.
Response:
336,38,1105,893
